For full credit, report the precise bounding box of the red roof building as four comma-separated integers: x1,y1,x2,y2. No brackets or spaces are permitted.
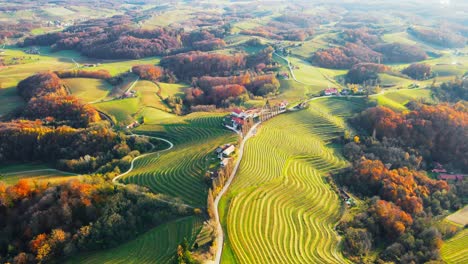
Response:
324,88,339,95
438,174,465,181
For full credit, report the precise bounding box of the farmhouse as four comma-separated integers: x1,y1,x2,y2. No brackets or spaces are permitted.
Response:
438,174,465,181
231,108,252,119
278,72,290,80
278,101,288,111
126,121,140,129
24,47,40,55
225,108,256,130
223,145,235,156
220,158,230,167
122,90,137,98
431,163,447,173
323,88,339,96
216,144,236,159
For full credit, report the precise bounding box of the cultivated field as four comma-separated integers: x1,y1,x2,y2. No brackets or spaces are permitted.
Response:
68,216,203,264
117,112,237,207
441,229,468,264
221,98,366,263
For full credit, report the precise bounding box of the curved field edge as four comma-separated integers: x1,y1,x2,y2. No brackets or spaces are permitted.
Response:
67,216,203,264
221,99,362,264
441,229,468,264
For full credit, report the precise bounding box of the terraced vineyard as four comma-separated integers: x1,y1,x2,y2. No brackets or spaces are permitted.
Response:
118,112,237,207
441,229,468,264
68,216,203,264
221,99,361,263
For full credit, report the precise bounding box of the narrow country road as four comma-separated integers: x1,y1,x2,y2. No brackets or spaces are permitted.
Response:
213,122,261,264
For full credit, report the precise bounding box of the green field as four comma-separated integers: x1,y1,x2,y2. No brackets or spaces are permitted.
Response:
64,78,113,103
288,56,345,91
94,98,140,125
68,216,203,264
441,229,468,264
158,82,189,99
220,98,368,263
134,80,170,111
0,164,79,186
371,88,433,110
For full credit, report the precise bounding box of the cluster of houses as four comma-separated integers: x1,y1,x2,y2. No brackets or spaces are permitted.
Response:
432,163,466,182
224,102,289,132
47,20,72,28
24,47,40,55
322,87,365,96
126,121,140,130
338,188,354,207
82,63,100,68
121,90,137,99
277,72,290,80
215,144,236,168
225,108,259,131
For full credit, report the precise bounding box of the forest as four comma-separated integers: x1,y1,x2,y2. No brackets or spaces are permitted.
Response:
0,180,189,263
311,28,430,69
352,104,467,171
21,16,232,60
335,102,467,263
408,27,466,48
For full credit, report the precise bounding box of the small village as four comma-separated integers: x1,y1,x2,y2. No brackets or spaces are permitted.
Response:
431,163,466,182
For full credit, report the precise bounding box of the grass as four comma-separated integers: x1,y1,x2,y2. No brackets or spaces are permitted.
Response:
94,98,140,125
135,80,169,111
221,98,362,263
158,82,189,99
0,163,78,186
441,229,468,264
43,6,75,16
68,216,203,264
371,88,433,111
288,56,345,91
64,78,113,103
446,206,468,226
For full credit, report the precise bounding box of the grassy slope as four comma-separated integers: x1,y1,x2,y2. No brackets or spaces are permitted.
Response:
0,163,78,186
68,216,203,264
221,97,369,263
64,78,113,103
371,88,433,111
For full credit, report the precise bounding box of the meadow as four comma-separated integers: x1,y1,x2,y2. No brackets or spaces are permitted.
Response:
0,163,79,186
371,88,433,111
220,97,369,264
64,78,113,103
